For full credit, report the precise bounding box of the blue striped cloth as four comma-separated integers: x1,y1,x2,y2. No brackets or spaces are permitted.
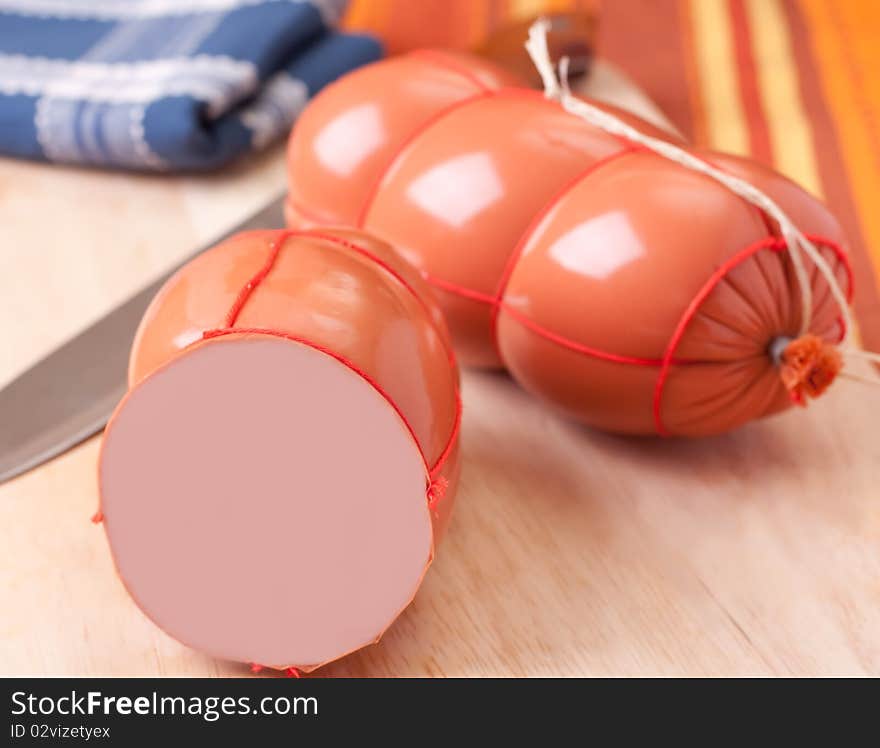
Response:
0,0,380,171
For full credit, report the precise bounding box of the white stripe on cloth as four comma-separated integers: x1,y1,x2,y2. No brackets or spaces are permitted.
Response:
239,72,308,148
0,0,347,25
0,55,258,106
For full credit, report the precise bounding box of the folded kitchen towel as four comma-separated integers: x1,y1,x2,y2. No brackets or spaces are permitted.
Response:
0,0,380,171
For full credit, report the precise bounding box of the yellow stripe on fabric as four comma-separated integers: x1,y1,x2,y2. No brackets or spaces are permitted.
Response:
745,0,822,197
678,0,709,145
689,0,750,155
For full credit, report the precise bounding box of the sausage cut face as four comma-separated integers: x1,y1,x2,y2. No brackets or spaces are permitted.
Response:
100,334,433,671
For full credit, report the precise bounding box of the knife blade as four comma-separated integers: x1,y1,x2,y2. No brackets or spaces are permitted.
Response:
0,192,286,485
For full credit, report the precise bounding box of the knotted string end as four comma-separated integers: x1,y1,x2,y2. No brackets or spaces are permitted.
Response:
772,333,842,406
427,475,449,513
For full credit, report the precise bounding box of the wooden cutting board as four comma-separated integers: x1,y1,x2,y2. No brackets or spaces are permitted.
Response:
1,63,878,677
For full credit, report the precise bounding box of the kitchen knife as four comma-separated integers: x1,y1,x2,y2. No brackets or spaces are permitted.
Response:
0,192,286,485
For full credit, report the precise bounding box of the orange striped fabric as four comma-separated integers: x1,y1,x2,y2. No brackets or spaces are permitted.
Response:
345,0,880,347
603,0,880,349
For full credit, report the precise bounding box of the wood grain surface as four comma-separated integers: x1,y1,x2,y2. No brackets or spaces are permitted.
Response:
1,64,878,678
